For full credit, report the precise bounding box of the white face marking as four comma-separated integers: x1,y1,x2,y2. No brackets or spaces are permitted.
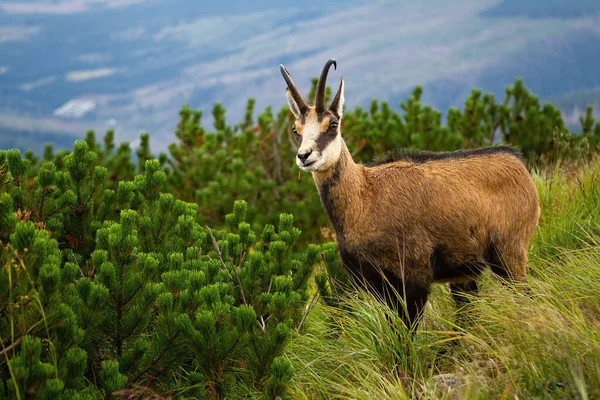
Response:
297,117,319,159
295,113,343,172
284,76,345,173
305,134,342,172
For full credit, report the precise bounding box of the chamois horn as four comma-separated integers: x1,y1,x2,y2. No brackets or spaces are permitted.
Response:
315,58,337,113
279,64,308,114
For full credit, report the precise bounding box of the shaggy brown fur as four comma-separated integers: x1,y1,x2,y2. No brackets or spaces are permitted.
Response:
280,59,540,329
313,140,540,327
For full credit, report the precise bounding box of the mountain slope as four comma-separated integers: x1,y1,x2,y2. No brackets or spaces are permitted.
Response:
0,0,599,152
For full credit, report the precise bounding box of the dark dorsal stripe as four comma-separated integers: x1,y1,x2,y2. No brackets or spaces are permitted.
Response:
369,145,524,166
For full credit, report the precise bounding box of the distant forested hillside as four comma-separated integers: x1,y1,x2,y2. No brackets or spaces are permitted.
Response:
393,29,600,116
0,128,77,153
481,0,600,18
1,0,600,154
551,88,600,111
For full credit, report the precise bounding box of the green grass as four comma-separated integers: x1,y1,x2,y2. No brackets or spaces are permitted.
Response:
285,158,600,399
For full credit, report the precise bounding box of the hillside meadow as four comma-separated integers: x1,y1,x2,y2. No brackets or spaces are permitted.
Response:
0,79,599,398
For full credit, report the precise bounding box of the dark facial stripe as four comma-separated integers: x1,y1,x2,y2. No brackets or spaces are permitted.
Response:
315,130,338,153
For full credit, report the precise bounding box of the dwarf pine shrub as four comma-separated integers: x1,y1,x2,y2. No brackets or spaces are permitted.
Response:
0,144,319,399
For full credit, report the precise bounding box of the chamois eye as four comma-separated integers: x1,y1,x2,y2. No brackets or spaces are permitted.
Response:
329,122,338,130
292,126,299,135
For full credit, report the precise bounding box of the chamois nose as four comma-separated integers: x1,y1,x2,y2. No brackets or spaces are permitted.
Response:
297,151,312,163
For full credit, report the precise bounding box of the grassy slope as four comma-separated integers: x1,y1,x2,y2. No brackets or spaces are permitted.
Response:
286,158,600,399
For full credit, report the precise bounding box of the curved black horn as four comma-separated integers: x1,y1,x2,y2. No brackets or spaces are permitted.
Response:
315,58,337,113
279,64,308,114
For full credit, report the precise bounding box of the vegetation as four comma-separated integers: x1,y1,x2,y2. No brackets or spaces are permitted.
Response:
0,78,599,398
0,145,319,398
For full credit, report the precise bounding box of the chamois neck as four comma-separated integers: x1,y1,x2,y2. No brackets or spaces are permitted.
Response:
311,139,365,239
312,140,359,180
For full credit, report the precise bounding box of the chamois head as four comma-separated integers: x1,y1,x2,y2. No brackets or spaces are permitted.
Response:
280,58,345,172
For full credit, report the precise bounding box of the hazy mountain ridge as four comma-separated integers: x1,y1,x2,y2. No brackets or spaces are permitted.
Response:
1,0,599,152
406,29,600,111
481,0,600,19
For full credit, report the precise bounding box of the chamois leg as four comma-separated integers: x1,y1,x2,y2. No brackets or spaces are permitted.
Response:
488,243,528,283
450,280,478,326
401,281,430,331
488,242,532,298
372,271,429,331
450,280,478,309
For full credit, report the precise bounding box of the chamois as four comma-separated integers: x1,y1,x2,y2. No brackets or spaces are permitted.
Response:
280,59,540,328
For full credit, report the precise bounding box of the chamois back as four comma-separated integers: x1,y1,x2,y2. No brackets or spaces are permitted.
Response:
370,145,524,166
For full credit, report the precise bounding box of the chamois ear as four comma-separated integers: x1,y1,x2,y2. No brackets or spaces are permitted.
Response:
285,87,302,118
329,77,345,118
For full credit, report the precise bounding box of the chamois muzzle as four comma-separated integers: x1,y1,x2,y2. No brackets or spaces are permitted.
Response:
315,58,337,113
279,64,308,114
